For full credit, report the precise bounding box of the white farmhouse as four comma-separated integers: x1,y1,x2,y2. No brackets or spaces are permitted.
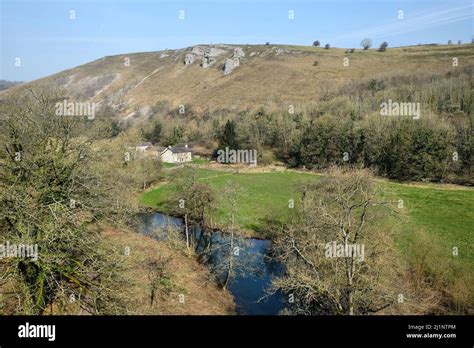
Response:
132,143,192,164
159,144,192,164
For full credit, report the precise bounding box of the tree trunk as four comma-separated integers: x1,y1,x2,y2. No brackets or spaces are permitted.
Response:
344,234,355,315
223,213,235,290
348,291,354,315
184,213,189,249
223,229,234,290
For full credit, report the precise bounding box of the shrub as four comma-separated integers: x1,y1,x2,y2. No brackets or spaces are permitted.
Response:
361,38,372,50
367,118,454,181
378,42,388,52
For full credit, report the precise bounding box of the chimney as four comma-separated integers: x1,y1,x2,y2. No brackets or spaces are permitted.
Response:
185,144,188,149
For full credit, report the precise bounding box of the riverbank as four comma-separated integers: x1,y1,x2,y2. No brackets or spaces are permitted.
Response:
103,226,235,315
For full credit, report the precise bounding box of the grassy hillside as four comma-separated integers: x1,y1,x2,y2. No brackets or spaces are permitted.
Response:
3,40,470,316
2,44,472,118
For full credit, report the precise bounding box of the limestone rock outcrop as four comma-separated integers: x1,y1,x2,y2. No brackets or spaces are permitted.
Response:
185,45,244,73
184,53,194,65
233,47,245,58
191,46,206,56
201,48,215,68
223,58,240,75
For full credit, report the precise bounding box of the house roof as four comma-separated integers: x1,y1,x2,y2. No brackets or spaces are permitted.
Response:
161,145,192,154
171,146,190,153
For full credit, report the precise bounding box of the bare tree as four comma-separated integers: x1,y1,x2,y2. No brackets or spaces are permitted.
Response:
171,166,214,250
361,38,372,50
196,183,256,290
222,183,238,289
270,167,400,315
146,257,172,307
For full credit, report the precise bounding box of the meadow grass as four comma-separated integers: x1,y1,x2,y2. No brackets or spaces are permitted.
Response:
382,182,473,308
141,169,317,233
383,182,473,264
140,168,473,300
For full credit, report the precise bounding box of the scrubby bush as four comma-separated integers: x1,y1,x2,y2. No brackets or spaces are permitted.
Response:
379,41,388,52
361,38,372,50
288,116,358,169
372,118,454,181
287,112,458,182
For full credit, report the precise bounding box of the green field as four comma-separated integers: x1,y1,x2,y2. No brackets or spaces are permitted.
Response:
142,168,472,259
140,168,474,308
141,169,318,233
383,181,474,297
385,182,473,262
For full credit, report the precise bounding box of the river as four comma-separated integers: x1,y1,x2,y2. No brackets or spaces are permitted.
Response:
136,212,286,315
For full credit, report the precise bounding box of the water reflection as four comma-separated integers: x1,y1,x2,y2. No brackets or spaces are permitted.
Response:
136,212,286,315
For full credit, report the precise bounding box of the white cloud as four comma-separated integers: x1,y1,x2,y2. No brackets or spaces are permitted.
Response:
331,4,473,42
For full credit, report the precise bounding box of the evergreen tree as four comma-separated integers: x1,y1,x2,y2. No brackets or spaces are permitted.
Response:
219,120,239,149
146,121,162,144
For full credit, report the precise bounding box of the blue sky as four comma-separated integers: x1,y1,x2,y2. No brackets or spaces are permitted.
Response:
1,0,472,81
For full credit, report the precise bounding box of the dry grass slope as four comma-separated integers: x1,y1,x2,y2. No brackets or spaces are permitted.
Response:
2,44,472,117
102,227,235,315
